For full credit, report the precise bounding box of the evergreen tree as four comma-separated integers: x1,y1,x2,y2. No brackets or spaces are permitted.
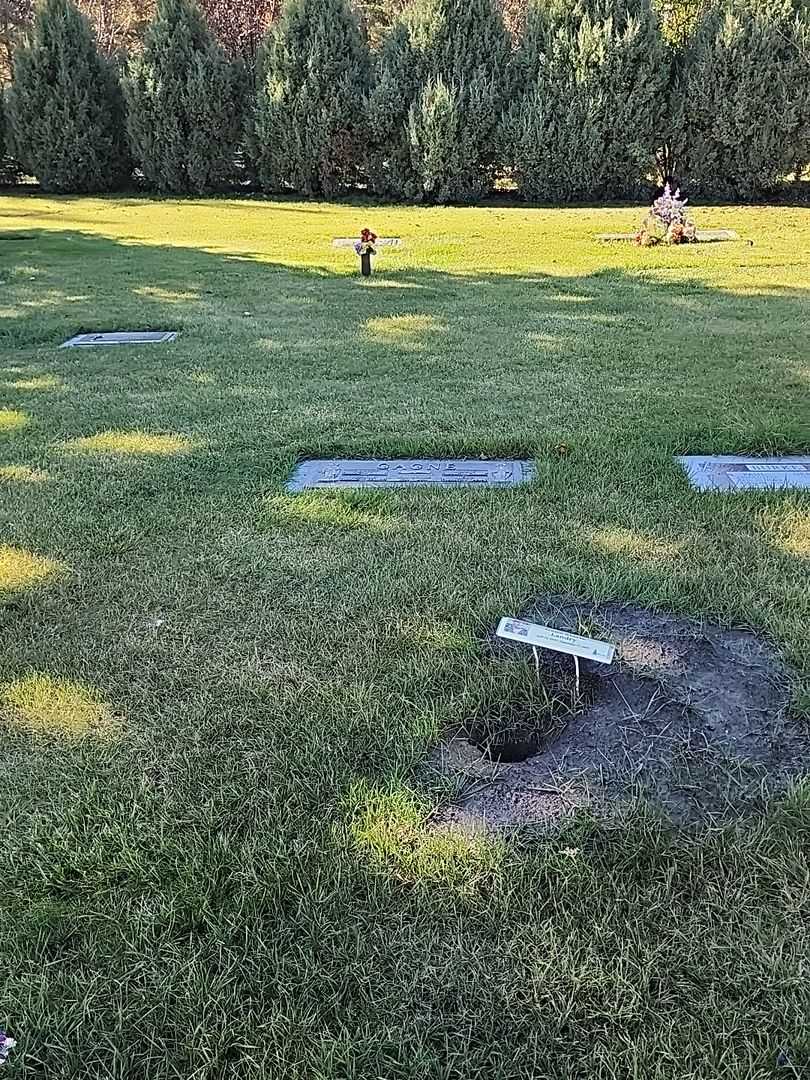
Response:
672,0,810,198
124,0,242,194
503,0,668,202
366,17,421,198
407,76,460,202
6,0,130,193
368,0,512,202
253,0,370,196
0,87,24,185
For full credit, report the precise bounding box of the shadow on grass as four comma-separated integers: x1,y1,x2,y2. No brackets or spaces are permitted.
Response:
0,227,807,460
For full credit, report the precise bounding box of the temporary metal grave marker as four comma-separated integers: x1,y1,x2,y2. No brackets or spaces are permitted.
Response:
332,237,402,248
496,617,616,665
286,458,535,492
678,455,810,492
596,229,739,243
60,331,178,348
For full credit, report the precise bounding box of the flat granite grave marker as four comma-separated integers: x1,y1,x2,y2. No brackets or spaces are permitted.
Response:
678,455,810,492
331,237,402,248
596,228,739,243
60,331,178,348
286,458,535,492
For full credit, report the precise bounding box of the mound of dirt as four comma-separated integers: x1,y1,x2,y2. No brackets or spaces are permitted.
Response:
428,597,808,830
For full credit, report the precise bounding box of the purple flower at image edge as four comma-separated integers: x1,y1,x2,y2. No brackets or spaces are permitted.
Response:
354,241,362,255
0,1031,16,1066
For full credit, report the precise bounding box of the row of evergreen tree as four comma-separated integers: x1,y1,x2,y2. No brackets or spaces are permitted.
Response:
2,0,809,202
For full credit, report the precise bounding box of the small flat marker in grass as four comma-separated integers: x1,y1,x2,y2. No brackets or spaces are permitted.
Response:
678,455,810,491
60,331,178,348
496,617,616,664
596,229,739,243
286,458,535,491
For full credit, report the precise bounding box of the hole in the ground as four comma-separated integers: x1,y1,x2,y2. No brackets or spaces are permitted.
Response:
428,596,808,830
465,656,598,763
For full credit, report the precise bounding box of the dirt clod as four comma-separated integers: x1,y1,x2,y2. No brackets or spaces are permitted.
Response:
429,596,808,830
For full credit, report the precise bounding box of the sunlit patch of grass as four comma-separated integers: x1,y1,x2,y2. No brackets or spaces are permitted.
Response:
15,291,86,310
397,619,477,653
263,492,396,532
588,525,683,562
764,509,810,557
0,464,49,483
134,286,200,302
0,408,29,432
363,313,443,340
0,545,63,593
3,374,62,391
188,371,216,385
0,673,117,738
348,780,503,892
62,430,198,456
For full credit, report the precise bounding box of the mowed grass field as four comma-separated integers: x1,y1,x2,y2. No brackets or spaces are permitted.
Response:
1,194,809,1079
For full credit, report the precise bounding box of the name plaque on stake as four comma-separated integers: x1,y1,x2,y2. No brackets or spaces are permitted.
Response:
496,617,615,665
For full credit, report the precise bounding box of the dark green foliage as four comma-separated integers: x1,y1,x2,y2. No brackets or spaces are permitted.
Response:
672,0,810,198
504,0,668,202
253,0,371,196
3,0,809,202
125,0,243,194
368,0,512,202
0,90,17,184
366,20,421,198
0,88,23,185
407,76,462,202
6,0,130,193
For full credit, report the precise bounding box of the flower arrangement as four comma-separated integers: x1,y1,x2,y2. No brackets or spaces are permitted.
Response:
635,184,697,246
354,228,377,257
0,1031,16,1066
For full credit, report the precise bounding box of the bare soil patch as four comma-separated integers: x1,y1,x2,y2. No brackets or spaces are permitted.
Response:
429,596,808,830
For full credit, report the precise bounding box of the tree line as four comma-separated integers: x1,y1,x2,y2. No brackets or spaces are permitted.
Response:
1,0,808,203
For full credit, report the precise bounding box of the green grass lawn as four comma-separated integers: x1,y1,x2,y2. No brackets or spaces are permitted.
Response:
1,194,809,1079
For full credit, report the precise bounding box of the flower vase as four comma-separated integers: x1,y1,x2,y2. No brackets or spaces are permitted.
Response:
360,251,372,277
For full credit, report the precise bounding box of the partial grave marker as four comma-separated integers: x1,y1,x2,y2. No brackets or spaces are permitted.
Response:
60,331,178,349
596,228,739,242
678,455,810,492
692,228,739,242
286,458,535,492
332,237,402,248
